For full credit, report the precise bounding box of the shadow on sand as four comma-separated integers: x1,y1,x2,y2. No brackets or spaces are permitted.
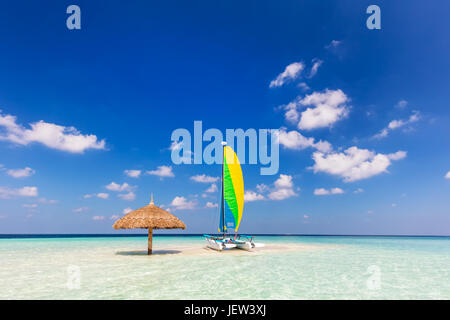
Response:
116,250,182,256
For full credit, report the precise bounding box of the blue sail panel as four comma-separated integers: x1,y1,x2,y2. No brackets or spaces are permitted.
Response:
219,196,236,232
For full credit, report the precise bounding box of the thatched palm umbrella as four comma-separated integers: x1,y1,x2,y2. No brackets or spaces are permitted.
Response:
113,194,186,255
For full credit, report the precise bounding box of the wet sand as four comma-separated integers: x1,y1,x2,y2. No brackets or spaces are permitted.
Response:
115,242,335,256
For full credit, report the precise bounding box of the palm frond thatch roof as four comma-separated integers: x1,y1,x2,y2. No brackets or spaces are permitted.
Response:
113,195,186,230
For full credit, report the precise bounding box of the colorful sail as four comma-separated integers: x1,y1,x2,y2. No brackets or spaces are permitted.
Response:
219,146,244,232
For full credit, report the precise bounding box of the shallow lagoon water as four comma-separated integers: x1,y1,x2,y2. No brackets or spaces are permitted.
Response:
0,235,449,299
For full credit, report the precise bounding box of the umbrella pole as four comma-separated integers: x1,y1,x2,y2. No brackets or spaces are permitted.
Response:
148,227,153,255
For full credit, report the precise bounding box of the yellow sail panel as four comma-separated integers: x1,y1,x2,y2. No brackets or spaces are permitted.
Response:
224,146,244,231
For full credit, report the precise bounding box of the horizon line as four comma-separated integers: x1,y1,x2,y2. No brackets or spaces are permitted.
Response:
0,233,449,238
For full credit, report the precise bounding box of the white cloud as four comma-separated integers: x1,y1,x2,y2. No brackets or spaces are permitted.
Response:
122,207,133,214
311,146,407,182
353,188,364,194
110,215,120,220
205,202,218,208
373,111,420,139
298,82,310,91
205,184,218,193
269,174,298,200
314,187,344,195
282,102,300,124
274,174,294,189
387,151,407,161
169,141,182,151
0,186,38,199
277,128,332,153
124,170,141,178
395,100,408,109
106,182,133,192
445,171,450,179
325,40,341,49
392,203,397,207
38,198,58,204
118,191,136,201
170,196,196,210
314,188,329,195
0,111,106,153
73,207,88,213
331,187,344,194
256,184,268,193
22,203,38,208
146,165,174,178
190,174,219,183
92,216,105,221
6,167,35,178
308,58,323,78
244,191,265,202
268,188,297,200
84,193,109,199
270,62,305,88
298,89,349,130
303,215,309,219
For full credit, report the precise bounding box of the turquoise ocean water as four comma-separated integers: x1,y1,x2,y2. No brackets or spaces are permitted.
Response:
0,235,449,299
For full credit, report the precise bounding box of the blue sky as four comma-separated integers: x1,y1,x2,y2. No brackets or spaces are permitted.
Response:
0,0,449,235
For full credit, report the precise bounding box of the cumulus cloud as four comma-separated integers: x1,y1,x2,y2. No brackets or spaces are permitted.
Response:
122,207,133,214
0,186,38,199
373,111,420,139
245,175,298,202
353,188,364,194
308,58,323,78
205,202,218,208
270,62,305,88
311,146,406,182
298,89,349,130
6,167,35,178
314,187,344,195
106,182,134,192
244,191,265,202
170,196,196,210
269,174,298,200
446,171,450,179
124,170,141,178
205,184,218,193
84,193,110,199
277,128,332,153
0,111,106,153
118,191,136,201
146,166,174,178
190,174,219,183
92,216,105,221
73,207,88,213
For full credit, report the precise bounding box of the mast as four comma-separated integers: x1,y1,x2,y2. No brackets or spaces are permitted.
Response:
221,142,226,239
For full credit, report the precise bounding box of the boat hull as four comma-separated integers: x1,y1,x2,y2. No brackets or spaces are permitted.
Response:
205,237,237,251
235,241,265,251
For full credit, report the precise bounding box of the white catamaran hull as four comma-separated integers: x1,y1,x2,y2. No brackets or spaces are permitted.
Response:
205,238,237,251
235,241,265,251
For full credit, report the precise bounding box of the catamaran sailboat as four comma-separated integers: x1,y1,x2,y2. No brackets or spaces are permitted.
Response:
204,143,264,251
